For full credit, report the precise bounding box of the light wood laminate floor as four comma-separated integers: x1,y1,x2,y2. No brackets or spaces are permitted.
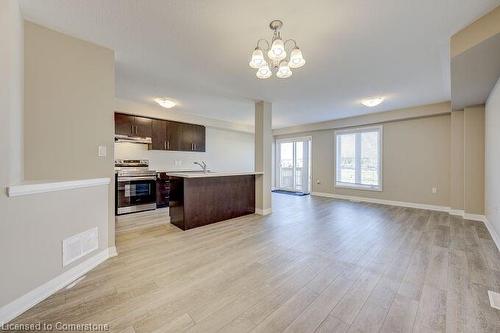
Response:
12,194,500,332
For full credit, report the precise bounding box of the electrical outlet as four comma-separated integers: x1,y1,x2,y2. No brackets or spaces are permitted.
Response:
316,179,321,184
175,160,182,167
432,187,438,194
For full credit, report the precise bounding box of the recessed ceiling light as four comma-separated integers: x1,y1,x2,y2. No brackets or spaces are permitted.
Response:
361,97,384,107
154,98,176,109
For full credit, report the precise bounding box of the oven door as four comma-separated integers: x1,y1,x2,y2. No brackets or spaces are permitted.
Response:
116,176,157,215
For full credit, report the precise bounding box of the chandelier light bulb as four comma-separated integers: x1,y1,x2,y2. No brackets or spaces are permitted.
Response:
289,47,306,68
249,48,265,69
276,61,292,79
256,63,272,79
268,39,286,61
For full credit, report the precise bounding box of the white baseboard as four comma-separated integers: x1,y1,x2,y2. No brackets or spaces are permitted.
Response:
311,192,450,212
0,246,116,325
255,208,272,216
449,209,465,216
108,246,118,257
311,192,490,223
463,213,486,222
484,218,500,252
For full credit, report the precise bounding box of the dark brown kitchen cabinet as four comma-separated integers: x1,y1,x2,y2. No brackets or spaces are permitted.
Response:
114,113,152,138
192,125,205,152
181,123,205,152
165,121,182,151
151,120,183,151
134,116,152,138
151,119,167,150
115,113,135,136
116,112,205,152
180,123,195,151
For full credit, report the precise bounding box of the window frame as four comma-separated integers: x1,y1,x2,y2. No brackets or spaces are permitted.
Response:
334,125,383,192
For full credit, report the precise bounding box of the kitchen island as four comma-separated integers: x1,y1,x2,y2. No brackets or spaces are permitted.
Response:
167,172,263,230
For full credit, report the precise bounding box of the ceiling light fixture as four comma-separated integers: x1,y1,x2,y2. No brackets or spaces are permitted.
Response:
361,97,384,107
249,20,305,79
154,98,176,109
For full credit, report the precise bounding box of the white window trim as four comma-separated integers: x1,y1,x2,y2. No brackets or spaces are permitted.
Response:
334,125,383,192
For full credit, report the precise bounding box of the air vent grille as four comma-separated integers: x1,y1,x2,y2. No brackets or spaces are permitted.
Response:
62,227,98,266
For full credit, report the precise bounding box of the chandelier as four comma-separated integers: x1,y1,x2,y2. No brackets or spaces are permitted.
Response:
249,20,306,79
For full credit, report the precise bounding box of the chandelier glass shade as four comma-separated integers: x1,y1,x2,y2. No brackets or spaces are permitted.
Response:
256,63,272,79
249,48,265,68
249,20,305,79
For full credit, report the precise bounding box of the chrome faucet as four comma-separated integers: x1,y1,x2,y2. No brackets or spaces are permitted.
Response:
194,161,208,173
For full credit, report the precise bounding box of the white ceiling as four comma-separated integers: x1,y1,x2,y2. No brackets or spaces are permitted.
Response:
19,0,500,129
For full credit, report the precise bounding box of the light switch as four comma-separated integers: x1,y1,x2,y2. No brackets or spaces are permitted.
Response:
432,187,437,194
98,145,107,157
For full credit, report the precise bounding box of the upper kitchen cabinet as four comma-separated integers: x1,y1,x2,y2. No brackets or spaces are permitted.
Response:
165,121,182,151
151,120,182,151
115,113,135,136
114,113,152,138
181,123,206,152
192,124,206,152
116,112,205,152
151,119,167,150
134,116,152,138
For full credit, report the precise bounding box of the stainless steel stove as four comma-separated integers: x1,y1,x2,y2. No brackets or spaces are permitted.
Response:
115,160,157,215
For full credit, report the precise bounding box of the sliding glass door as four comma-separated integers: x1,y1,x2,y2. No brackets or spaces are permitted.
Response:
276,137,311,193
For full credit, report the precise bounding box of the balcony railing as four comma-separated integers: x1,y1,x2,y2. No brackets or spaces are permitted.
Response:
279,167,303,190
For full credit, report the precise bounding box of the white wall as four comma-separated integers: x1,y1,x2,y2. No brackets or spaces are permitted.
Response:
115,127,254,172
486,77,500,238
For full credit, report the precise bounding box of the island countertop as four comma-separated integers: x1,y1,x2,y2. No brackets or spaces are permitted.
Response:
164,171,263,178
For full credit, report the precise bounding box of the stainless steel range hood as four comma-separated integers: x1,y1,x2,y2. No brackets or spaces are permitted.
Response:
114,134,152,144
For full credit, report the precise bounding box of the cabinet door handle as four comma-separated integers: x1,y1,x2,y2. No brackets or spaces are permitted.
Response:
167,141,170,149
131,124,134,133
164,141,166,150
135,125,138,134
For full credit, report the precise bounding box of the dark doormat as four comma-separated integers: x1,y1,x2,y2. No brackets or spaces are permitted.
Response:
272,190,309,196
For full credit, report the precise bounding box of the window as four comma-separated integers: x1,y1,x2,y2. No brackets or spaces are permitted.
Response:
335,125,382,191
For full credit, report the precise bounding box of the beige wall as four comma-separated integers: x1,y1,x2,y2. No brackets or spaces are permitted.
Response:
464,106,485,215
450,111,465,210
0,0,110,315
486,77,500,238
276,111,452,207
23,21,115,245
